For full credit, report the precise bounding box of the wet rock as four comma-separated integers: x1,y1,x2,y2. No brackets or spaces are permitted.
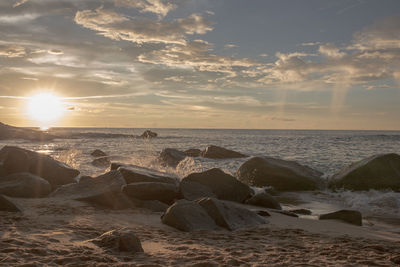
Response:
179,180,217,201
122,182,180,204
256,210,271,217
290,209,312,215
182,168,252,203
0,146,80,189
91,156,111,168
159,148,186,167
140,130,158,138
245,192,282,210
118,165,177,184
319,210,362,226
184,148,202,157
201,145,247,159
161,199,219,232
197,197,267,230
90,149,107,157
236,156,323,191
90,228,143,252
0,194,21,212
0,172,51,198
329,153,400,191
270,210,299,217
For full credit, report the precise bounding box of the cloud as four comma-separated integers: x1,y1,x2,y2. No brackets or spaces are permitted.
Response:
0,44,25,57
48,48,63,55
301,42,321,46
74,7,213,45
224,44,238,49
318,43,345,58
114,0,177,18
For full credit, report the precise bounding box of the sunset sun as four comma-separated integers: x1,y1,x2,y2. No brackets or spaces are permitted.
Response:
27,93,64,128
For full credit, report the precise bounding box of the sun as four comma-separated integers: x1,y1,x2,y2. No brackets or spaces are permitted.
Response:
27,92,64,128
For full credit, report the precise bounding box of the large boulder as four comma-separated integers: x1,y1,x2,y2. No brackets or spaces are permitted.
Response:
179,180,217,201
319,210,362,226
0,172,51,198
184,148,201,157
0,194,21,212
329,153,400,191
140,130,157,139
118,165,177,185
201,145,247,159
161,200,219,232
51,170,129,209
89,229,143,252
236,156,323,191
197,197,267,231
122,182,180,204
245,192,281,210
0,146,80,189
182,168,252,203
90,149,107,157
159,148,186,167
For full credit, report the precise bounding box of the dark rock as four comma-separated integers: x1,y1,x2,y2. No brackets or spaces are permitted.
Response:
122,182,180,204
236,156,323,191
256,210,271,217
329,153,400,191
201,145,247,159
159,148,186,167
0,122,56,141
184,148,202,157
289,209,312,215
182,168,252,203
90,228,143,252
245,192,282,210
90,149,107,157
0,172,51,198
319,210,362,226
270,210,299,217
0,194,21,212
161,199,219,232
118,165,177,184
110,162,123,170
197,197,267,230
179,180,217,201
140,130,158,138
51,170,128,209
79,176,93,183
91,156,111,167
0,146,80,189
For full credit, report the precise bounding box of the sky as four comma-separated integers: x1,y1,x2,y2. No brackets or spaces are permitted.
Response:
0,0,400,129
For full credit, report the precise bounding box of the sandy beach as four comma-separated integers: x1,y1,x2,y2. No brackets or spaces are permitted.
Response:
1,196,399,267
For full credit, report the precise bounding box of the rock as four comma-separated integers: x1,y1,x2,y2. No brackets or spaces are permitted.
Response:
180,180,217,201
110,162,123,170
130,198,169,212
319,210,362,226
159,148,186,167
140,130,157,138
0,172,51,198
197,197,267,230
122,182,180,204
256,210,271,217
236,156,323,191
290,209,312,215
51,170,128,209
0,194,21,212
245,192,282,210
270,210,299,217
201,145,247,159
90,149,107,157
90,229,143,252
118,165,177,184
182,168,252,203
161,200,219,232
184,148,202,157
329,153,400,191
0,146,80,189
79,175,93,183
0,122,56,141
91,156,111,167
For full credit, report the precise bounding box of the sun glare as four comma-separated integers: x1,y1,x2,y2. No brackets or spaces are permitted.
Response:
27,93,64,128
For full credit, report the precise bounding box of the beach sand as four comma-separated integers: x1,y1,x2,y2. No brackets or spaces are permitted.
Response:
1,197,399,266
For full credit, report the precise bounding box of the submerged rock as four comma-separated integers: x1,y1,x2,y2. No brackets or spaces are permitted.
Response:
289,209,312,215
319,210,362,226
123,182,180,204
159,148,186,167
245,192,282,210
0,172,51,198
118,165,177,184
182,168,252,203
197,197,267,231
140,130,158,138
161,199,219,232
0,194,21,212
0,146,79,189
90,149,107,157
184,148,202,157
329,153,400,191
236,156,323,191
201,145,247,159
90,229,143,252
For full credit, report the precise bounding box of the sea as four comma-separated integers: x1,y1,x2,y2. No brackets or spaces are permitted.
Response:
1,128,400,233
